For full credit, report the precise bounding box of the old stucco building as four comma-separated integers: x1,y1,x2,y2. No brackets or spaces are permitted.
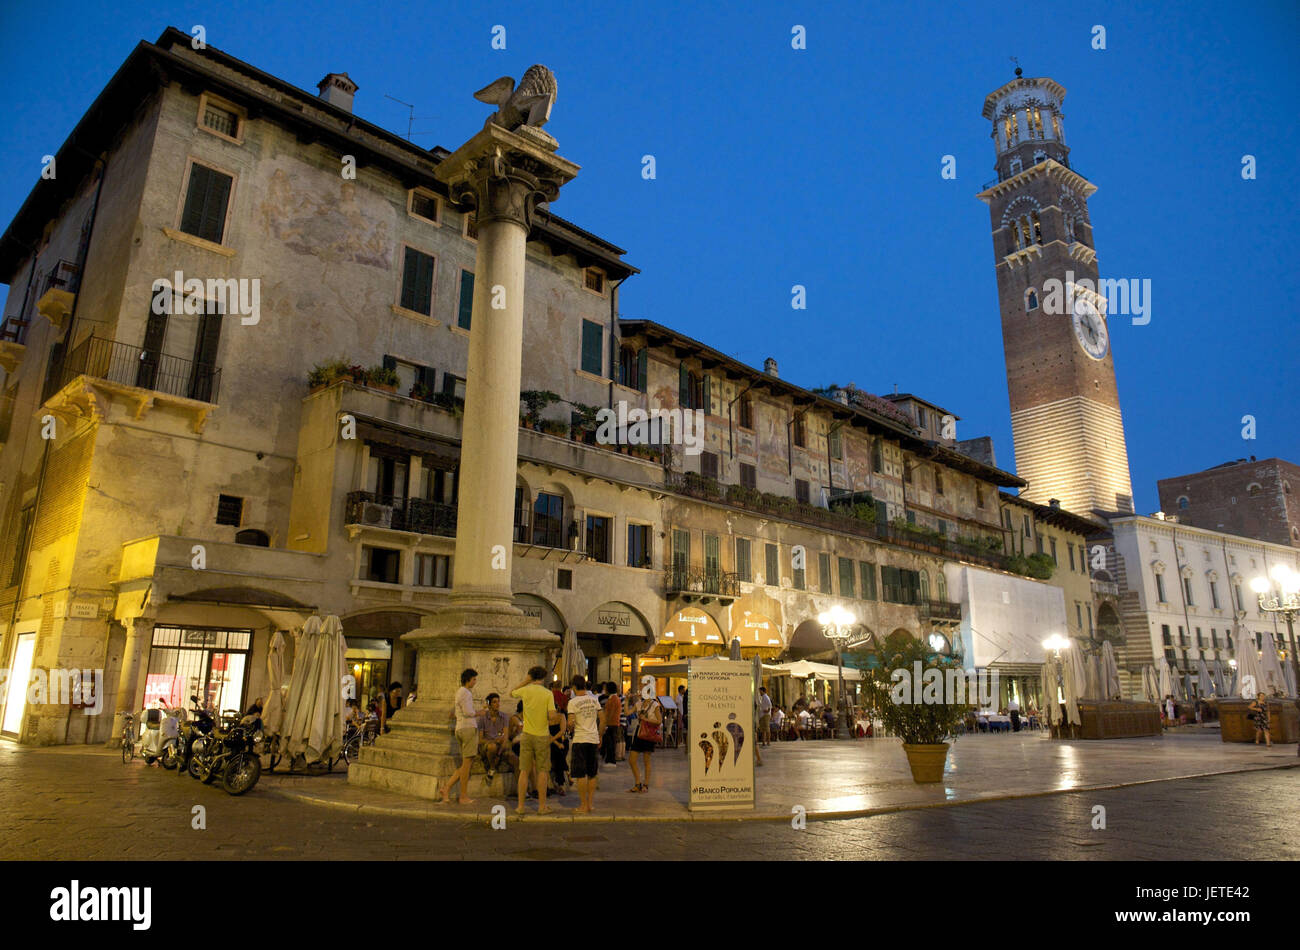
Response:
1,29,1099,744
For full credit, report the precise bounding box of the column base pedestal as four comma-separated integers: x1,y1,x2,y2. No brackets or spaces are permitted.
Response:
347,602,560,800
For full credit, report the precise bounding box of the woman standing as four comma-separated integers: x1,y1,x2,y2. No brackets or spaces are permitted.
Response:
627,692,662,793
1249,691,1272,748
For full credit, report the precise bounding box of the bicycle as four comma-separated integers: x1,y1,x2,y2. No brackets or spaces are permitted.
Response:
338,718,379,768
120,712,136,764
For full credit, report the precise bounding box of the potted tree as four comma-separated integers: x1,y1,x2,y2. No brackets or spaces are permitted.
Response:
862,632,971,783
520,390,560,429
569,402,601,443
366,365,400,393
308,359,352,393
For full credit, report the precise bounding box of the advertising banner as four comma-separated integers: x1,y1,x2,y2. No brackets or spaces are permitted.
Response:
687,657,755,811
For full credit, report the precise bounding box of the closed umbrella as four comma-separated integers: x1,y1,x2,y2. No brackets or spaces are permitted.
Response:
1061,655,1081,726
1041,660,1061,726
1182,670,1195,702
281,615,347,763
1234,632,1265,698
1212,658,1227,698
1101,641,1122,699
1065,642,1088,705
1144,665,1160,704
1284,662,1297,698
262,630,287,735
1197,657,1213,700
1259,631,1287,696
729,637,742,661
1158,659,1174,702
558,627,586,687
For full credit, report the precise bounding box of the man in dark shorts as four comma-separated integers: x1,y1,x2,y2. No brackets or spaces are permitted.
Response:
567,675,602,814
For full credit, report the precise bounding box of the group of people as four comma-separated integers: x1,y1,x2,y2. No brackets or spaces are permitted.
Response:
435,668,662,814
762,692,836,741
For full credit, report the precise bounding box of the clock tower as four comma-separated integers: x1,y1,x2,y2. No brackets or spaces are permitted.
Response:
978,72,1134,516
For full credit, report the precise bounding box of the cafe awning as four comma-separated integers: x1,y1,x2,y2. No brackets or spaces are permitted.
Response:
727,606,784,650
766,660,863,682
660,607,725,649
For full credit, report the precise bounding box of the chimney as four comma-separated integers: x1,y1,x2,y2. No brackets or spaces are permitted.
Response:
763,357,779,378
318,72,358,113
1048,498,1061,510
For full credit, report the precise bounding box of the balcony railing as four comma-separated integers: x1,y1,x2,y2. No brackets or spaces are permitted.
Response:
345,490,458,537
665,567,740,601
45,336,221,404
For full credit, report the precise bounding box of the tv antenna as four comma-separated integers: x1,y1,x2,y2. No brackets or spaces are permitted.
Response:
383,94,438,142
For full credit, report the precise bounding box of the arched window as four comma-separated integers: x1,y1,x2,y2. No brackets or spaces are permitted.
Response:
919,569,931,601
1009,156,1022,175
1025,288,1039,310
1032,211,1043,244
235,528,269,547
1033,149,1047,166
1247,482,1262,497
936,573,948,602
618,345,646,392
1177,495,1189,509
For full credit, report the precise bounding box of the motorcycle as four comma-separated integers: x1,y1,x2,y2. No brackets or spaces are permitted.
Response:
176,696,216,780
192,708,264,795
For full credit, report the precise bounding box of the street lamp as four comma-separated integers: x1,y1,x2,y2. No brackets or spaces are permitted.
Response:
1041,634,1070,659
818,604,856,739
1250,565,1300,689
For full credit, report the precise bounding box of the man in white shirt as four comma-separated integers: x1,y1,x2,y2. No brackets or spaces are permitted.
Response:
438,668,479,805
757,686,773,746
566,675,603,814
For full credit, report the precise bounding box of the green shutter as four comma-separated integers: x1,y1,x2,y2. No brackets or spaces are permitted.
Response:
581,320,603,375
401,247,434,314
702,375,710,415
457,271,474,329
180,164,232,244
637,348,647,392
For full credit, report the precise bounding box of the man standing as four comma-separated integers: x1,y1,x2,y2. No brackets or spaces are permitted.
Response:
1008,696,1021,732
511,666,559,815
567,675,602,814
477,692,515,782
438,669,479,805
601,681,622,765
757,686,773,746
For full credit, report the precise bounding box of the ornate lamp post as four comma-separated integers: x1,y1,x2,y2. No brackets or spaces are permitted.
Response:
1250,564,1300,688
818,605,856,739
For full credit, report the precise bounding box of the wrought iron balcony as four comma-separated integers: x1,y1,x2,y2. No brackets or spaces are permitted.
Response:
922,600,962,622
665,567,740,603
344,490,457,538
44,335,221,404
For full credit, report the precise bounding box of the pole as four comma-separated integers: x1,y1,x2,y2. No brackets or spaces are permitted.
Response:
835,644,850,739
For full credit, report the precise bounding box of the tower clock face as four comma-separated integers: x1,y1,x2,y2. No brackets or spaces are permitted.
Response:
1072,298,1109,360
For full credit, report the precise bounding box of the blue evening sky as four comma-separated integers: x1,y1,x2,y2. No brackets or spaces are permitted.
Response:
1,0,1296,512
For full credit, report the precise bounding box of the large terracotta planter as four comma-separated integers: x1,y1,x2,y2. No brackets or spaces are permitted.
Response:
902,742,950,783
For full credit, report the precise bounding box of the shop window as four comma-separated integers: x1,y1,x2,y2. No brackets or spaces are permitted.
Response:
144,626,252,711
415,553,450,588
216,494,243,526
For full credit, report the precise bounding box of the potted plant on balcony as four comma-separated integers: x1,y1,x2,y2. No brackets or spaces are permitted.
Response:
520,390,560,429
308,359,354,392
569,402,601,444
540,418,569,437
366,365,400,393
862,632,971,783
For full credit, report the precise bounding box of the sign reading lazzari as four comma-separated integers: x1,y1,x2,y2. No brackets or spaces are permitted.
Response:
687,658,755,811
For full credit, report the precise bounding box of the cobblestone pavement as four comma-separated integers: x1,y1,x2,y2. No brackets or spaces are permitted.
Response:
2,742,1297,860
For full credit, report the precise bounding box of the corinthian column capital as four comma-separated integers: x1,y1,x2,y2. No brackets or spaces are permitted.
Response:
436,124,579,232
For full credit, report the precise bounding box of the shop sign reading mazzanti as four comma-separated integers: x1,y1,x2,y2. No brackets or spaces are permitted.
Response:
687,657,755,811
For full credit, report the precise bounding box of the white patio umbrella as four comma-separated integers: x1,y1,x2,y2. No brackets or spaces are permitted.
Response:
1144,666,1160,703
1197,657,1213,700
1041,660,1061,726
1158,659,1175,701
558,627,586,687
1060,654,1082,726
1284,662,1298,699
262,630,288,735
1101,641,1122,699
729,637,742,661
1259,631,1287,696
280,615,347,763
1065,641,1089,704
1233,634,1265,698
1212,658,1228,698
1182,670,1195,702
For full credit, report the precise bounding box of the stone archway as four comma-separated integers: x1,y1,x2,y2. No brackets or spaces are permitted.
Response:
1096,602,1123,647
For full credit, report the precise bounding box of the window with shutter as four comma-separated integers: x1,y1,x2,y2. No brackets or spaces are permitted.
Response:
188,302,223,401
860,562,877,600
457,271,474,329
795,480,810,505
636,348,647,393
735,538,752,582
137,309,168,390
838,557,855,597
581,320,603,375
180,163,233,244
818,552,832,593
739,463,756,491
765,543,779,587
400,247,436,315
700,452,718,481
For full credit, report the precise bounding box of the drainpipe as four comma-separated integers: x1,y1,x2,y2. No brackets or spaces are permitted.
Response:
607,274,628,413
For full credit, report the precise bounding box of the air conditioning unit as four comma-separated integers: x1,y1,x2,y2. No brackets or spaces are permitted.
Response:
361,503,393,528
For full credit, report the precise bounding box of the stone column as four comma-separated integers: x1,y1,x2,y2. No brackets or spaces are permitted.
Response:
348,122,577,800
112,617,153,739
